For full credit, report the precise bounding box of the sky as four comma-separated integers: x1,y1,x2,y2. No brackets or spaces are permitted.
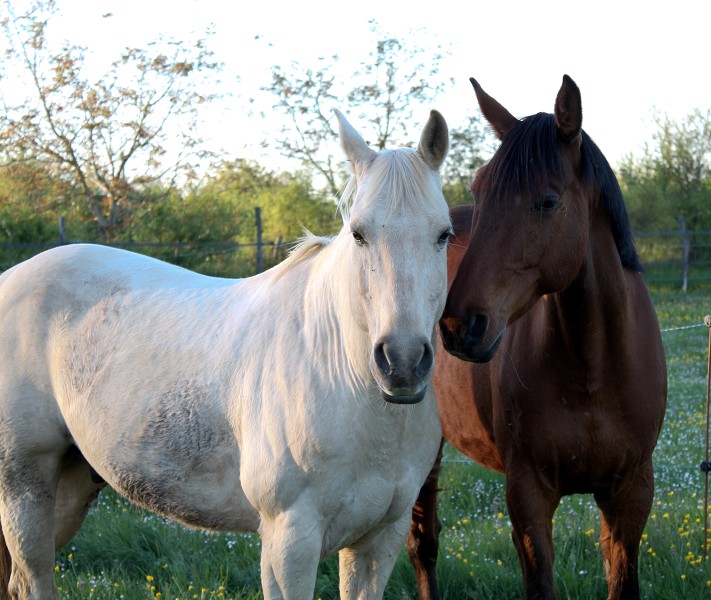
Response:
8,0,711,173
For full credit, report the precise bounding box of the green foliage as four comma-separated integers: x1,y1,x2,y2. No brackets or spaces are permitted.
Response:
192,160,341,243
619,108,711,234
618,153,678,232
0,157,343,277
441,115,496,207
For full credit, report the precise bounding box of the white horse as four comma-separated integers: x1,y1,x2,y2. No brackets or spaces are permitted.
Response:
0,108,450,599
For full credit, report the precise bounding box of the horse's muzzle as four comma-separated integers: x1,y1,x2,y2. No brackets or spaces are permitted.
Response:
371,336,433,404
439,315,504,363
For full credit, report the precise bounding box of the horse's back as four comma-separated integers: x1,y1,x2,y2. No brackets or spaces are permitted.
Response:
1,243,234,294
0,243,237,412
0,245,263,531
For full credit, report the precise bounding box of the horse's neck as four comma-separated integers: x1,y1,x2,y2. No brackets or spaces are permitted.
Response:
551,218,638,376
300,241,371,387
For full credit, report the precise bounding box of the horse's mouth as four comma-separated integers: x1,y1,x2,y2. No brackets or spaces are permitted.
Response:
380,387,427,405
447,335,502,363
440,323,505,363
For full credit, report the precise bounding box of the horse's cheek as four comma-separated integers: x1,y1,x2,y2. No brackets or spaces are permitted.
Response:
431,251,449,319
348,258,371,332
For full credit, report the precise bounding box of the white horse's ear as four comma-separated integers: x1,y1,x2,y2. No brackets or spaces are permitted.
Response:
334,109,377,175
417,110,449,172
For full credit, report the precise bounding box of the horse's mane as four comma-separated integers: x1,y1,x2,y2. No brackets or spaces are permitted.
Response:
475,112,642,272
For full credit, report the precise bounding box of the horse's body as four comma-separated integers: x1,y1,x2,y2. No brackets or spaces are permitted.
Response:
407,76,667,600
0,109,452,600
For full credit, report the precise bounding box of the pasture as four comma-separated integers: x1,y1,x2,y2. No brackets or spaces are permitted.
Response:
46,289,710,599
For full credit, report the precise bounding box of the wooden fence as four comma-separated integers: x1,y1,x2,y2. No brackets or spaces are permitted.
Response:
635,228,711,290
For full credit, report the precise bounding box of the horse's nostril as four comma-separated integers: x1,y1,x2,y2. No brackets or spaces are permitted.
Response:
373,342,391,376
463,314,488,346
415,343,433,379
373,338,433,383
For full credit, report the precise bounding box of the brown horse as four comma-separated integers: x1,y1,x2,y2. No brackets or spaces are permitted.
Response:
407,75,667,600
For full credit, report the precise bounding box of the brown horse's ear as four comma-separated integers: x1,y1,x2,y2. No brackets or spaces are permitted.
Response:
554,75,582,143
470,77,518,140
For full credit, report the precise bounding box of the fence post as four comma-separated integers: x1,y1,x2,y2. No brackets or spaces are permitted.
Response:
703,315,711,559
678,215,690,293
255,207,263,274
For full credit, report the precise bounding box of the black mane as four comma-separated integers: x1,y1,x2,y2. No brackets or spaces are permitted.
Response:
474,112,642,272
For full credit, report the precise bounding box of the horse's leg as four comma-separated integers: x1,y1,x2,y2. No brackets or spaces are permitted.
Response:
339,514,411,600
0,452,62,600
0,523,13,600
0,442,104,600
406,439,444,600
594,462,654,600
53,447,105,550
258,508,322,600
506,469,561,600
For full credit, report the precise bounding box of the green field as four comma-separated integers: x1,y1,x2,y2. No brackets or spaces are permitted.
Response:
47,290,711,599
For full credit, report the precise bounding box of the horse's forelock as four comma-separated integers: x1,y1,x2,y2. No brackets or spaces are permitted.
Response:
474,113,562,203
349,148,442,221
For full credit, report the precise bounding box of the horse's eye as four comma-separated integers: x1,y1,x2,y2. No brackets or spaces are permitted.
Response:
437,229,452,247
533,191,560,213
352,230,366,246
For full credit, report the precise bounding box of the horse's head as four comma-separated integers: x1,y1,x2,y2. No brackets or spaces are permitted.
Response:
334,109,451,404
440,75,591,362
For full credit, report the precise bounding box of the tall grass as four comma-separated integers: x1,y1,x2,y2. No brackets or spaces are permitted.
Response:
49,290,711,598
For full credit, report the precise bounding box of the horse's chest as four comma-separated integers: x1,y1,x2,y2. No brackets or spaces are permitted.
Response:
500,386,643,489
240,400,440,552
320,474,417,554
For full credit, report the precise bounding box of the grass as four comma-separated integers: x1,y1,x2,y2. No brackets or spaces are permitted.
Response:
49,289,711,599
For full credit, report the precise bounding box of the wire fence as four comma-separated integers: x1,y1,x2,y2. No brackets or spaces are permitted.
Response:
2,229,710,287
0,238,297,279
636,229,711,289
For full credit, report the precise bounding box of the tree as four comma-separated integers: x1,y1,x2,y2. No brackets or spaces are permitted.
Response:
190,159,341,242
0,0,221,240
147,159,341,276
260,24,454,197
617,151,676,232
0,161,60,242
441,115,496,206
651,108,711,230
618,108,711,292
618,108,711,232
